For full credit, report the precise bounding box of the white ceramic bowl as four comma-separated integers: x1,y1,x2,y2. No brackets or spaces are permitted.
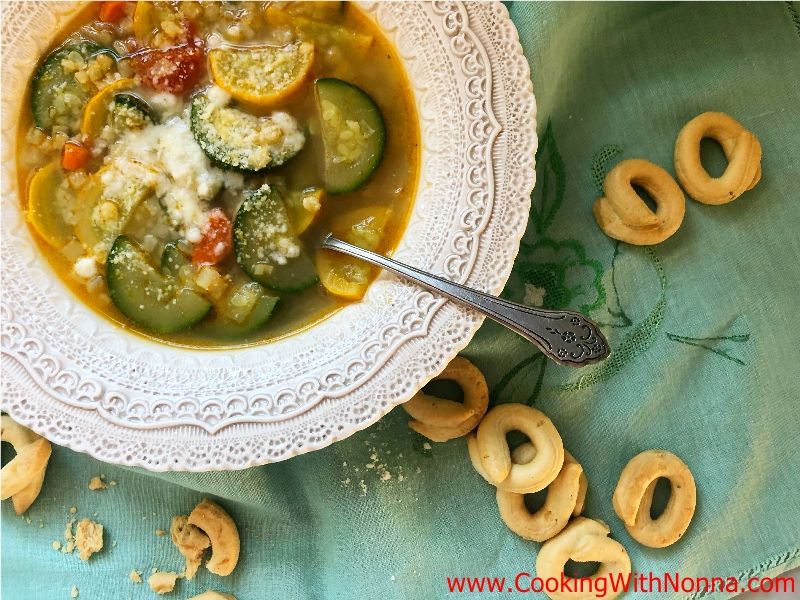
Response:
1,1,536,471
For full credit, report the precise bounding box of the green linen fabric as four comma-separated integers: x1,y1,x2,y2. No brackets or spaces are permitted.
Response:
3,2,800,599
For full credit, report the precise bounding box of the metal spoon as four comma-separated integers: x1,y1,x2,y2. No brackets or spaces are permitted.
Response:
320,235,610,367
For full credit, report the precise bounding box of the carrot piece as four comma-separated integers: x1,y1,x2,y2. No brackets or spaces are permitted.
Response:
61,142,92,171
192,208,233,266
99,1,128,23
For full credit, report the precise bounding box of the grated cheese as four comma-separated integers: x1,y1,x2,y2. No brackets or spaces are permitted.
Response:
103,115,243,236
74,257,98,279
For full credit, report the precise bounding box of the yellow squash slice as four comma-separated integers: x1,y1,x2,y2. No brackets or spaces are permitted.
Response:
132,1,176,45
316,206,391,300
74,164,153,259
286,187,325,235
27,161,75,248
132,1,156,44
80,77,135,138
282,1,345,20
265,7,373,53
209,43,315,107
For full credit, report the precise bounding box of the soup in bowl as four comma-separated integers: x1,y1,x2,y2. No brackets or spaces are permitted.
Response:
19,1,419,347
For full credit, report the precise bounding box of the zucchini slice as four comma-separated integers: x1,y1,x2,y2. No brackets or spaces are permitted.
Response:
209,43,315,107
233,185,318,293
106,236,211,334
201,282,279,338
190,93,305,173
26,161,75,248
314,78,385,193
160,241,190,278
109,93,157,130
31,42,104,133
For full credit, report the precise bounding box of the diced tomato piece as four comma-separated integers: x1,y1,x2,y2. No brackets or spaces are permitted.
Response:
192,208,233,266
181,18,200,45
61,141,91,171
131,43,204,94
99,1,128,23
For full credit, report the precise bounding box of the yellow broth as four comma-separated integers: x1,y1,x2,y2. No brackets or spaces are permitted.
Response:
16,1,419,348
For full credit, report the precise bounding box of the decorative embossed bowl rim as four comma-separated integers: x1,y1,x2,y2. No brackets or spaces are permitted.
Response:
1,1,536,471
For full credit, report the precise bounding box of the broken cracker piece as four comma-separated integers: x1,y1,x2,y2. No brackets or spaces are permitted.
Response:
75,518,103,560
148,571,180,595
189,593,236,600
170,515,210,579
0,416,51,514
129,570,142,583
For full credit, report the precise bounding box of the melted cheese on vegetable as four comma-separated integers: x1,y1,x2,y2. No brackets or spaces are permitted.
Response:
103,114,243,235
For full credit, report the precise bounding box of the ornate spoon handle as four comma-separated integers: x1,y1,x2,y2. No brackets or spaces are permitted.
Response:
320,235,610,367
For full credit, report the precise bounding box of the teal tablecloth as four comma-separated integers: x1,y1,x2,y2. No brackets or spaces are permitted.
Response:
3,3,800,599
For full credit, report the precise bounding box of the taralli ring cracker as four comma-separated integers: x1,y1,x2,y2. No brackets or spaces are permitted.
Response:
674,111,761,205
189,593,237,600
0,415,52,514
403,356,489,442
471,403,564,493
496,447,585,542
593,159,686,245
612,450,696,548
573,458,589,517
187,499,240,576
536,518,631,600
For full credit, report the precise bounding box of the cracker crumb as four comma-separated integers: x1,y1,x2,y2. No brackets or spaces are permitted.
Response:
155,529,166,537
148,571,180,594
75,518,104,561
69,507,77,514
359,480,367,496
110,480,117,486
422,442,431,451
88,476,107,491
70,586,79,598
52,540,62,551
62,519,76,553
129,570,142,583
